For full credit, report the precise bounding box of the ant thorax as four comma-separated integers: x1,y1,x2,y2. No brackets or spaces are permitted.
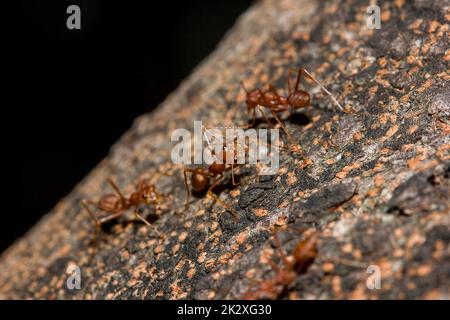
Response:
202,127,252,165
129,191,142,205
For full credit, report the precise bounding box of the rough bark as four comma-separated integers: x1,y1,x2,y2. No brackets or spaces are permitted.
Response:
0,0,449,299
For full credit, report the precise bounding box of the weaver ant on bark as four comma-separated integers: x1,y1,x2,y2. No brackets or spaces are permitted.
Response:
240,67,348,151
82,177,165,243
241,230,319,300
183,127,245,217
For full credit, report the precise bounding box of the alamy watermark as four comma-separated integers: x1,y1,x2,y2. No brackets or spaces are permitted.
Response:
366,264,381,290
366,5,381,30
66,263,81,290
66,5,81,30
171,121,280,175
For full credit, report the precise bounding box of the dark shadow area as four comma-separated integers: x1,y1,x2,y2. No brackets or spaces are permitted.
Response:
3,0,253,253
288,112,311,126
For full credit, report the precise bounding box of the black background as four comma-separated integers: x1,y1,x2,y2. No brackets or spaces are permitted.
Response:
4,0,253,253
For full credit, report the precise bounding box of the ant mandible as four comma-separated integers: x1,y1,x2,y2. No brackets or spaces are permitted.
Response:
81,178,164,242
240,67,347,148
183,128,242,216
241,230,319,300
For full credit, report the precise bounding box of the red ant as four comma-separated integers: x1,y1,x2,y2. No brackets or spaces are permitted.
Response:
240,67,348,150
183,127,244,216
240,230,319,300
82,178,164,242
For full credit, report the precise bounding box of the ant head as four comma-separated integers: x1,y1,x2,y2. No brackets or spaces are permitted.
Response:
287,90,310,109
240,81,264,109
246,89,263,108
140,185,158,205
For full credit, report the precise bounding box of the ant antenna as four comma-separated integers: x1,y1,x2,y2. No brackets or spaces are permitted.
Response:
202,125,222,164
293,68,345,112
240,81,249,94
202,125,212,146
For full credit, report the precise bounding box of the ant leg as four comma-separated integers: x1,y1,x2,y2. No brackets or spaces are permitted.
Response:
270,110,304,155
82,200,101,228
258,106,275,128
84,199,103,211
134,210,150,226
207,173,224,201
273,232,293,269
246,107,256,129
287,69,293,95
253,109,291,154
231,163,240,186
255,168,260,183
239,81,257,128
301,68,346,112
82,200,102,244
183,168,195,209
270,111,294,142
133,208,162,238
294,68,304,92
107,178,127,207
287,67,305,96
207,174,238,218
240,81,249,94
267,258,282,273
92,226,100,248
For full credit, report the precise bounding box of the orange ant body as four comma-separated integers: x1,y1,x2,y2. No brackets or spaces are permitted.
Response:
241,67,346,148
241,231,319,300
183,129,242,215
82,178,163,241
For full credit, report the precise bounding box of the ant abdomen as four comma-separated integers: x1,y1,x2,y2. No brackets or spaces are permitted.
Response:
192,170,210,192
288,90,310,109
98,194,122,212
